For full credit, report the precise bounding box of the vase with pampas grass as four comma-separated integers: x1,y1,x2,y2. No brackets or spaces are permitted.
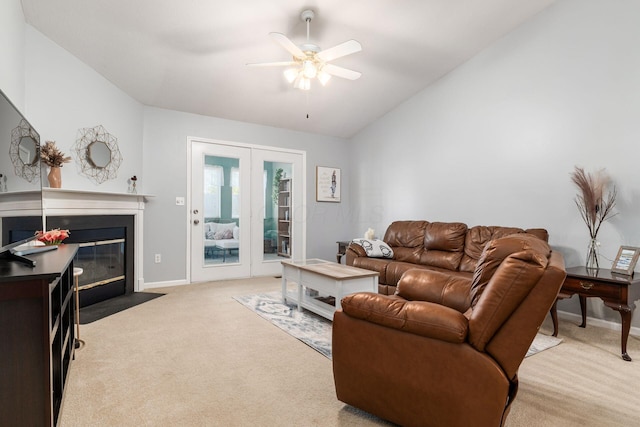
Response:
571,166,617,270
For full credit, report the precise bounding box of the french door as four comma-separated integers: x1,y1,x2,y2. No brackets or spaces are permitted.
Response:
189,138,304,282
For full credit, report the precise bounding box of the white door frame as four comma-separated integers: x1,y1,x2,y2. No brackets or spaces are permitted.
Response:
186,137,306,283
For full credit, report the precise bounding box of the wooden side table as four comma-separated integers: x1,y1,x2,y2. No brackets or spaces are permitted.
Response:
550,266,640,361
336,241,351,263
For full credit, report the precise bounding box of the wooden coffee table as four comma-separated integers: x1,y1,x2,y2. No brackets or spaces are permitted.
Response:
281,259,378,320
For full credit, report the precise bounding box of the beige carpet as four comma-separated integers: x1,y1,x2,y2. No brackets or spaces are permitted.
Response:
59,277,640,427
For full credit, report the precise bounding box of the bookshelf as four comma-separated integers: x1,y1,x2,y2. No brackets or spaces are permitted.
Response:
277,177,291,257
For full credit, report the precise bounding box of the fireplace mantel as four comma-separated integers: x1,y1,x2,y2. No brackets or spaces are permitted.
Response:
42,188,152,213
43,188,153,292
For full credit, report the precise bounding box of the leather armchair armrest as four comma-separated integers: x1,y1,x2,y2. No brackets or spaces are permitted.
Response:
345,243,367,265
340,292,468,343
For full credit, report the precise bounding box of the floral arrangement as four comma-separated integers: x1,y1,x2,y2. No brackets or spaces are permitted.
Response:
570,166,617,268
35,228,70,245
40,141,72,167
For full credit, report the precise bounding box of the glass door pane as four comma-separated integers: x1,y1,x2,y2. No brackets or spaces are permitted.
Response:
262,161,292,261
203,155,240,265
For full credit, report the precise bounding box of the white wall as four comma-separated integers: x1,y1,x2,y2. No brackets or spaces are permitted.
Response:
0,0,26,109
142,107,350,284
24,26,144,194
349,0,640,327
2,13,350,286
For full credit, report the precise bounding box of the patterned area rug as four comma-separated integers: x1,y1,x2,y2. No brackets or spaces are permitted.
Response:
234,291,562,360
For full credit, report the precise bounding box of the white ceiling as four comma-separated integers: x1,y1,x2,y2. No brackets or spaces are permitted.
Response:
21,0,556,138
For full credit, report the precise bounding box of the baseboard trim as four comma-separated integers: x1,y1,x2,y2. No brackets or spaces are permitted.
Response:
557,309,640,337
142,279,189,290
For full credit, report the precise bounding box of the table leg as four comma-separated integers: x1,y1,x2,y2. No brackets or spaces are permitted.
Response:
550,299,559,337
281,275,286,302
618,307,632,361
579,295,587,328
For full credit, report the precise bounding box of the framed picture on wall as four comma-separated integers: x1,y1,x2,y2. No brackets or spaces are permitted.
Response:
611,246,640,275
316,166,341,202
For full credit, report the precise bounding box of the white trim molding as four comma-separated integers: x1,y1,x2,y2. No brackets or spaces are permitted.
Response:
42,188,153,292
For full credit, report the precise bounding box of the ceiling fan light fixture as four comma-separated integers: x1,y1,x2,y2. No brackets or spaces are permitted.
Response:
295,76,311,91
284,68,299,83
302,60,317,79
317,69,331,86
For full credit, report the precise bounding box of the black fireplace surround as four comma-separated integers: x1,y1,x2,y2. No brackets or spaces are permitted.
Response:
2,215,134,307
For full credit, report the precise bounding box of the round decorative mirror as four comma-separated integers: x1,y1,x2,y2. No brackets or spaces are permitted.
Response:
73,125,122,184
18,136,39,165
87,140,112,168
9,119,40,182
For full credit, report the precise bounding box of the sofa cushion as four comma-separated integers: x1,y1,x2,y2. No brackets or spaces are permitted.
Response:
459,226,528,273
419,222,467,270
352,257,392,284
384,221,428,248
213,229,233,240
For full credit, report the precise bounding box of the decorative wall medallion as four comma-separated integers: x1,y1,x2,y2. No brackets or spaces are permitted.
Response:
73,125,123,184
9,119,41,182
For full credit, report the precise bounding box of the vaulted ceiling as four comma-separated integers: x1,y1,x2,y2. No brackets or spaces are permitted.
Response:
21,0,556,138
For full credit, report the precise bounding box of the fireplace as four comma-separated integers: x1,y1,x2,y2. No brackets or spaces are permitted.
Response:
1,188,150,300
3,214,135,307
49,215,134,307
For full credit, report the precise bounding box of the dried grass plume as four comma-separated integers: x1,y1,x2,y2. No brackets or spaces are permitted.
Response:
40,140,72,167
571,166,617,238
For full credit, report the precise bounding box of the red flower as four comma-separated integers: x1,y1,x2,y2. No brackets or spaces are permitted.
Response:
35,228,70,245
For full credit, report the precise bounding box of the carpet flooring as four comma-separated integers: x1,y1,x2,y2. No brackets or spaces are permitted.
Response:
79,292,165,324
58,277,640,427
234,291,562,359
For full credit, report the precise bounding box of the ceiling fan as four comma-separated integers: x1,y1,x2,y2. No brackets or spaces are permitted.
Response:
247,9,362,90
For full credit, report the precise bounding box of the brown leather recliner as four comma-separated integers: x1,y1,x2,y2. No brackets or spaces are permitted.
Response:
332,233,566,427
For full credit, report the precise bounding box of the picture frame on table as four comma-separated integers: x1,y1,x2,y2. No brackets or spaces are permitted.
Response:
611,246,640,276
316,166,341,202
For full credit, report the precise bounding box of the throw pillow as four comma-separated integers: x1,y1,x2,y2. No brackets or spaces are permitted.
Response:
351,238,394,258
205,231,216,240
213,229,233,240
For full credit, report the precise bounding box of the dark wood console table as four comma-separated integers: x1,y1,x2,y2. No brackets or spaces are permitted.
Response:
550,266,640,361
0,244,78,426
336,241,351,263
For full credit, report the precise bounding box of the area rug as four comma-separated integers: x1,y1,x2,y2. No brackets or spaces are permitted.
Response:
233,291,562,360
80,292,165,324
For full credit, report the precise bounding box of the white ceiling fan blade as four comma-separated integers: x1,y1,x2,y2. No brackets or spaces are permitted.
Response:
316,40,362,62
323,64,362,80
246,61,297,67
269,32,305,59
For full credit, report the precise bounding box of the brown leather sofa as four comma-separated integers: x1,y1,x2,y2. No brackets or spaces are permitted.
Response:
346,220,549,295
333,233,566,427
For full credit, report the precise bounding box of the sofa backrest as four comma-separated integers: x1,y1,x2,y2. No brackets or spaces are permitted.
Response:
382,221,549,274
418,222,467,270
383,221,428,264
457,226,549,273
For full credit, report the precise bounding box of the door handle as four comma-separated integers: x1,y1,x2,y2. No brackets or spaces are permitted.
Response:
193,219,200,225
